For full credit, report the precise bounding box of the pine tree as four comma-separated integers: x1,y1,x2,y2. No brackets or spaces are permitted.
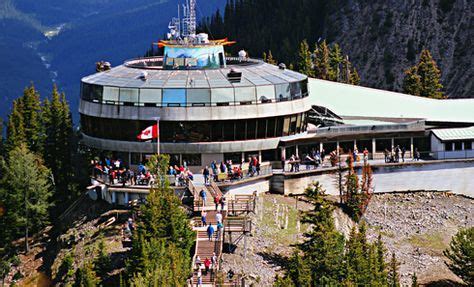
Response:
5,100,26,153
0,118,4,157
287,251,311,287
94,237,112,280
403,66,422,96
403,49,443,99
43,85,75,215
417,49,444,99
274,275,295,287
388,253,400,287
18,84,44,154
0,144,52,252
329,44,343,81
443,227,473,286
313,40,332,80
350,68,361,85
298,182,345,285
297,40,314,77
74,261,99,287
411,272,418,287
127,154,194,284
375,234,389,285
267,50,277,65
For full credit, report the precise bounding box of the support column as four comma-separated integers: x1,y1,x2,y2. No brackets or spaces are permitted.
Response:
372,138,376,159
354,140,357,151
336,141,340,156
280,147,286,171
179,154,183,166
391,138,395,151
258,150,262,163
295,145,299,157
111,192,116,204
319,142,323,153
241,152,245,163
410,137,414,158
128,152,132,166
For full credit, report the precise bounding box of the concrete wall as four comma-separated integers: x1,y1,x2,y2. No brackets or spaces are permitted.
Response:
221,178,270,199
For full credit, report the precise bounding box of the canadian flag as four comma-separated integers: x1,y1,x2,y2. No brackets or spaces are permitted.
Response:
137,124,159,141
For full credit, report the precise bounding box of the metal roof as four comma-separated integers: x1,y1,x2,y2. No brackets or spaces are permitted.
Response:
82,61,307,88
432,126,474,141
309,79,474,124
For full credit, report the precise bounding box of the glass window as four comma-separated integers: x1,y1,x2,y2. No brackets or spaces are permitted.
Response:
464,141,472,150
224,153,242,164
168,154,181,166
290,82,302,99
266,118,276,138
257,119,266,138
182,154,201,166
275,83,290,101
376,139,392,152
246,119,256,140
262,149,277,161
454,141,462,150
211,122,223,141
296,114,302,133
187,89,211,106
103,86,119,104
120,88,139,104
223,121,235,141
275,117,284,137
211,88,235,104
82,83,103,102
235,120,246,140
256,85,275,103
283,117,290,136
235,87,256,104
140,89,162,106
163,89,186,107
301,79,308,97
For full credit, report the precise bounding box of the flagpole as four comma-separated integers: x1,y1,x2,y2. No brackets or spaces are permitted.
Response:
156,117,160,155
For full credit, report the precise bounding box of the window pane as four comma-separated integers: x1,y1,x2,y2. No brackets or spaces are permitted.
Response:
235,120,246,140
257,119,266,138
454,141,462,150
275,83,290,101
464,141,472,150
223,121,235,141
103,86,119,103
182,154,201,166
296,114,302,133
163,89,186,106
140,89,162,105
283,117,290,136
256,85,275,103
120,88,139,104
187,89,211,106
301,79,308,97
246,119,256,139
266,118,276,138
211,122,223,141
290,82,302,99
234,87,256,104
224,153,241,164
211,88,235,104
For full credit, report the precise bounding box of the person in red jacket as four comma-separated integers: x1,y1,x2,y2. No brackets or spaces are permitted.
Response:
204,257,211,275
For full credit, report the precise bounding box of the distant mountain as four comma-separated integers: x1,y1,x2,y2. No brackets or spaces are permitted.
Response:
0,0,224,121
204,0,473,98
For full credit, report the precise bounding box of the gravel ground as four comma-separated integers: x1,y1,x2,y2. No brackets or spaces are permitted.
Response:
221,192,473,286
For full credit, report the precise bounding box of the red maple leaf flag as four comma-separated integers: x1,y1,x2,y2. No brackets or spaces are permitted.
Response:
137,124,159,141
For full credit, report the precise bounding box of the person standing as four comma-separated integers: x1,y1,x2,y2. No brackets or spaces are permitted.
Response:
197,268,202,287
216,211,223,224
207,224,215,241
201,211,207,226
401,146,406,162
214,195,220,211
199,189,207,207
363,148,369,165
204,257,211,275
220,196,226,211
203,166,210,185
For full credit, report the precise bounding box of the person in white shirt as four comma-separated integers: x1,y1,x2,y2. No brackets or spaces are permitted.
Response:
215,211,222,224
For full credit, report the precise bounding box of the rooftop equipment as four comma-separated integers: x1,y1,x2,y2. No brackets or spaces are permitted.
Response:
227,69,242,83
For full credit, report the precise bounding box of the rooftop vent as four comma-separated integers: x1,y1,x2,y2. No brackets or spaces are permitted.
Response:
96,61,111,72
227,69,242,83
278,63,286,70
138,71,148,81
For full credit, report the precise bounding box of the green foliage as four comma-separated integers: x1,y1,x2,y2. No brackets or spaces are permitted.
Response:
275,182,390,286
443,227,473,285
297,40,314,77
344,157,372,221
94,237,112,278
388,253,400,287
6,99,26,153
42,85,77,215
411,272,418,287
74,261,99,287
127,154,194,285
59,251,76,282
0,144,52,252
266,50,277,65
403,49,443,99
313,40,331,80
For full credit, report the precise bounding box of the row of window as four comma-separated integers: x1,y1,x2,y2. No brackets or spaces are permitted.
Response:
81,80,308,107
445,141,473,151
81,113,308,142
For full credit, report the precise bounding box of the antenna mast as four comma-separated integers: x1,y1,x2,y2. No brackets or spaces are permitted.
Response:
182,0,196,38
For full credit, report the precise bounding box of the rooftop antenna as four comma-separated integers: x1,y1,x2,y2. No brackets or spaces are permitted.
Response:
182,0,196,38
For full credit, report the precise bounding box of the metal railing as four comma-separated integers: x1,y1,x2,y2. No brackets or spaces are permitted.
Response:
309,120,426,136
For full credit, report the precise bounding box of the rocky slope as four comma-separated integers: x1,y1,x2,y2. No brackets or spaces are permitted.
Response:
325,0,473,98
